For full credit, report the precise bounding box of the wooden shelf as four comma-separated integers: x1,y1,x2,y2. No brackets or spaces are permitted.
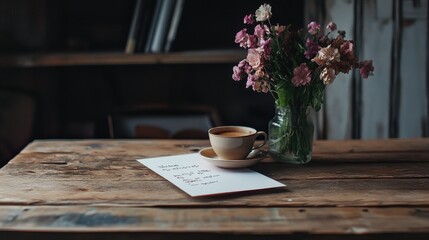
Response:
0,50,246,68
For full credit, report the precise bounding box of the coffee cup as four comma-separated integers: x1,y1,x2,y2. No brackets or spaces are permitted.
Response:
208,126,267,160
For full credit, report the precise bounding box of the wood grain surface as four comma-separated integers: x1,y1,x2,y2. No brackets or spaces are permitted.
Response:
0,138,428,239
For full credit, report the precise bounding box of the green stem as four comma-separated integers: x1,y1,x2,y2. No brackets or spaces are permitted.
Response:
270,104,314,164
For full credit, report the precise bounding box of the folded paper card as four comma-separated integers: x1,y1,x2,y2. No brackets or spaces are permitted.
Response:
137,153,285,197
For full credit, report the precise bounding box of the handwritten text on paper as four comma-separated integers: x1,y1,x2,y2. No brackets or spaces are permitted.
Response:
138,153,285,197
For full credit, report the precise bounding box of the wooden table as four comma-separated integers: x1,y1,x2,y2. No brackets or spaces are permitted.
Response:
0,139,428,239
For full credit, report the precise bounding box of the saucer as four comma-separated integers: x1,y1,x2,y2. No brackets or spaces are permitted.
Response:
198,147,267,169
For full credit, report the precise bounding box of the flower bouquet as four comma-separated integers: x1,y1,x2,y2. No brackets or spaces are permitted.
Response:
232,4,374,164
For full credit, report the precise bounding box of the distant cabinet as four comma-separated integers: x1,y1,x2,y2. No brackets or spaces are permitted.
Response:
0,0,303,143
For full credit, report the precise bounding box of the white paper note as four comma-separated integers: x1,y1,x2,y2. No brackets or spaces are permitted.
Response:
137,153,285,197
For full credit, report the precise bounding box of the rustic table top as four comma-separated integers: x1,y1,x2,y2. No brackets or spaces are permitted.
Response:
0,138,428,240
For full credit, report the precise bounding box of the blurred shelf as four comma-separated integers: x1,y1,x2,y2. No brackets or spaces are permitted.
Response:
0,50,246,68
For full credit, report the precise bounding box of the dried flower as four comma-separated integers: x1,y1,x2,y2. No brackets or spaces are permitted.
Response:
359,60,374,79
312,45,340,66
326,22,337,32
320,68,336,85
232,3,374,110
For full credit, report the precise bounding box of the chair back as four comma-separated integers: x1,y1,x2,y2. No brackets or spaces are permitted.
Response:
108,104,221,139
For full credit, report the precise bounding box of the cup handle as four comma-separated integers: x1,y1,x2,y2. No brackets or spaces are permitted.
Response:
252,131,268,150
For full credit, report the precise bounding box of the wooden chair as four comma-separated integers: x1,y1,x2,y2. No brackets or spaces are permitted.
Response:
107,104,221,139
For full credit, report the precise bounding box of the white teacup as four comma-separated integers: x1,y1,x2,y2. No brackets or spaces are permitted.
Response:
208,126,267,160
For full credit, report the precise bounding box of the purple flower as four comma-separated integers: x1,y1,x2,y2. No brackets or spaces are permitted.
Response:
244,14,254,25
304,38,320,59
359,60,374,79
326,22,337,32
291,63,312,87
307,21,321,35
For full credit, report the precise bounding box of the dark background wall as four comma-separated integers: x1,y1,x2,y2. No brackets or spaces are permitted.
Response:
0,0,304,166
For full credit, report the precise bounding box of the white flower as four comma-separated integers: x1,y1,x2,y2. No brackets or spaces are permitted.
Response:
320,68,336,85
255,4,272,22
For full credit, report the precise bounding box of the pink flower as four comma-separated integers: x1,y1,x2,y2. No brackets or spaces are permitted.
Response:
254,24,269,40
244,14,254,24
246,74,257,88
237,59,246,67
232,60,253,81
246,35,258,48
340,41,354,55
232,66,243,81
247,48,263,70
232,4,374,100
238,60,252,74
359,60,374,79
291,63,312,87
253,79,270,93
246,70,270,93
235,29,249,48
326,22,337,32
260,38,272,57
307,21,321,35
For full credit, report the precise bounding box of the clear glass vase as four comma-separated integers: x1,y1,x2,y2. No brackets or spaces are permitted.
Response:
268,105,314,164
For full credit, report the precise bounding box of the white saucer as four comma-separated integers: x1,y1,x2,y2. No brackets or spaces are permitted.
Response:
198,147,267,169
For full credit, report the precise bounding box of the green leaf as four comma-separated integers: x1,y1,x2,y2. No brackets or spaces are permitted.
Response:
310,83,325,111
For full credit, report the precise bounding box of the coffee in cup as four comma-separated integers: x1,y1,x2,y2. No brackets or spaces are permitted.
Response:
208,126,267,160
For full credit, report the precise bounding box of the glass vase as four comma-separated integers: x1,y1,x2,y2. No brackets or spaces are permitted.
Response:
268,105,314,164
